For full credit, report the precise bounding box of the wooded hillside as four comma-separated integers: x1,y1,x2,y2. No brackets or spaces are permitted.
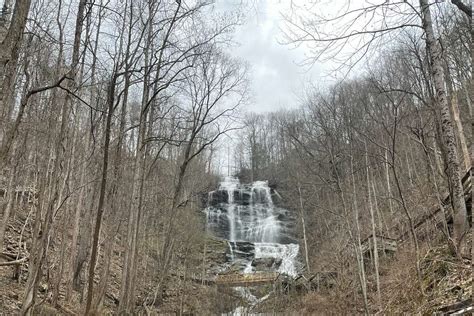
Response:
0,0,472,315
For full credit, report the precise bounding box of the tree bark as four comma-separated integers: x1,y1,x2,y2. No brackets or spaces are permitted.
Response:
67,1,101,299
450,94,470,171
365,142,381,311
419,0,469,253
297,181,311,274
384,148,394,215
84,75,116,315
349,155,369,314
0,152,17,251
21,87,68,316
21,0,86,312
0,0,32,125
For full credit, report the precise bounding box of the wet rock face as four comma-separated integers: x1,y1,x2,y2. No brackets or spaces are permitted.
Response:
251,258,283,271
207,190,229,205
204,186,282,207
204,177,300,276
227,241,255,261
205,180,296,244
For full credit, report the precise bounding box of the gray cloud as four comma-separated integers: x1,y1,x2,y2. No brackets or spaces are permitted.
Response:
214,0,327,113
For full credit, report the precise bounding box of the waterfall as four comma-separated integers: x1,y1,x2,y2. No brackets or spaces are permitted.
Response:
206,177,299,277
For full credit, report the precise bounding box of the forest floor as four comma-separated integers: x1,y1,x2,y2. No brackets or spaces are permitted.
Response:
0,203,471,315
0,268,24,314
0,203,236,315
279,234,472,315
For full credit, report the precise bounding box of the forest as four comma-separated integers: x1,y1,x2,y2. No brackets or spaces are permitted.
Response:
0,0,472,315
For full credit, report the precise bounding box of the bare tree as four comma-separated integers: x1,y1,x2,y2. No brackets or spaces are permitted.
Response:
419,0,468,253
282,0,470,256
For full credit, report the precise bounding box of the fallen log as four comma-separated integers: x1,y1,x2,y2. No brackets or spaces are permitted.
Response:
0,252,16,259
437,299,472,314
0,252,28,266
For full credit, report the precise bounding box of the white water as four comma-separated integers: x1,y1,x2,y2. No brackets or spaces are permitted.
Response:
220,177,239,242
254,243,299,277
224,287,272,316
206,177,300,314
207,177,299,275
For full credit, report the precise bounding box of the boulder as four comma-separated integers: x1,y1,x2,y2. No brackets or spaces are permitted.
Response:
227,241,255,261
207,190,229,206
233,190,252,205
251,257,282,271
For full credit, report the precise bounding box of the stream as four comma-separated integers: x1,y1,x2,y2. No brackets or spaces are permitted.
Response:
205,177,300,314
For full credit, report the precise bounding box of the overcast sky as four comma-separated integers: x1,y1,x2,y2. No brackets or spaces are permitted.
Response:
210,0,424,174
213,0,332,113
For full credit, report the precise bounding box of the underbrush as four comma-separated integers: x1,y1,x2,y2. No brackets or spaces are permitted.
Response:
279,231,471,315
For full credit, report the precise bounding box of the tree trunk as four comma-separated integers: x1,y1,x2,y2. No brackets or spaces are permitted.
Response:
67,129,92,300
384,148,394,215
85,75,116,315
67,2,101,299
119,121,146,313
297,181,310,273
450,94,470,171
419,0,469,253
349,155,369,314
0,0,32,128
92,38,130,314
21,87,68,315
365,142,381,310
0,154,17,251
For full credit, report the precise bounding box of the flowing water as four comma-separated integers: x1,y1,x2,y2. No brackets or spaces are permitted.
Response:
205,177,299,313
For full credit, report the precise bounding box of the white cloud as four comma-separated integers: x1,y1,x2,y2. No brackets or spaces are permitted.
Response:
214,0,330,113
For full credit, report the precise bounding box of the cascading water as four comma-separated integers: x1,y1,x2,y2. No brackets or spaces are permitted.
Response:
205,177,300,277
